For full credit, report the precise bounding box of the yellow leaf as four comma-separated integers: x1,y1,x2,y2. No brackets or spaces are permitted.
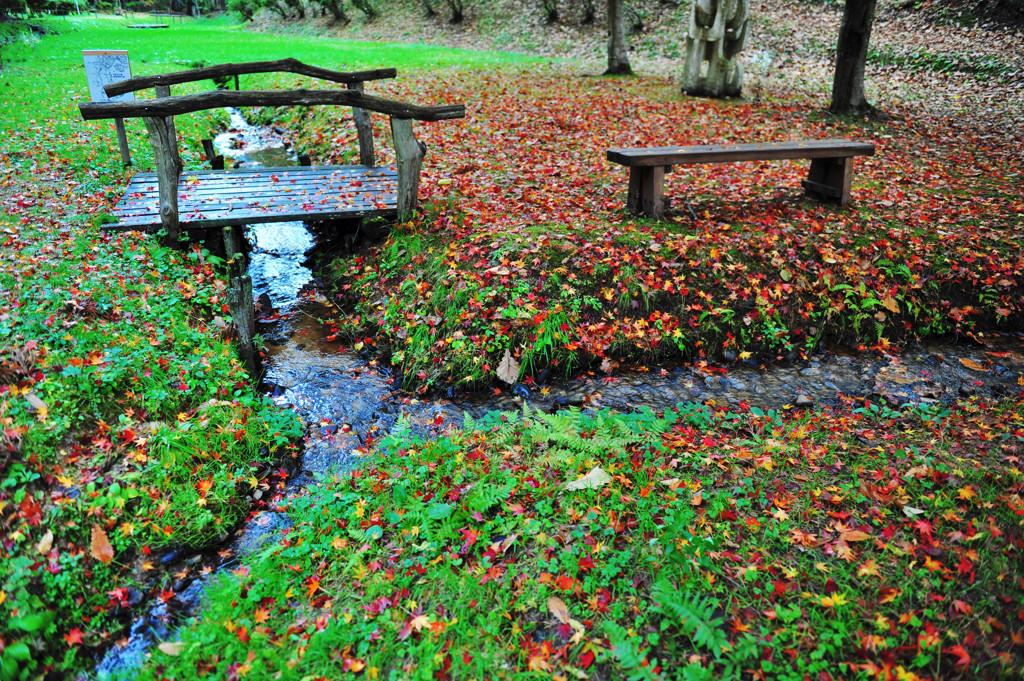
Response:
858,559,881,578
36,529,53,554
843,530,872,542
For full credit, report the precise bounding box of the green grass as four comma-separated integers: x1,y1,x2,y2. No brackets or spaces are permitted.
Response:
135,400,1024,679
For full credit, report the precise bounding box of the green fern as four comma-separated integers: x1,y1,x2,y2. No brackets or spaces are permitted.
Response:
466,479,513,513
604,621,665,681
652,577,730,658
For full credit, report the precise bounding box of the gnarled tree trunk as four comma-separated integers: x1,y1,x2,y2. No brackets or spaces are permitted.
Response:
605,0,632,75
829,0,877,115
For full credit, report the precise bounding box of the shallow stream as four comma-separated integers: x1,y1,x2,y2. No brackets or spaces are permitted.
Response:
92,109,1024,677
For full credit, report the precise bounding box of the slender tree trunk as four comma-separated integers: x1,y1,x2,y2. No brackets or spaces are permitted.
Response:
605,0,632,75
829,0,877,115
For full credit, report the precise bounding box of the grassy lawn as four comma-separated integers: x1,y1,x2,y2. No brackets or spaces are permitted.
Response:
0,13,1021,681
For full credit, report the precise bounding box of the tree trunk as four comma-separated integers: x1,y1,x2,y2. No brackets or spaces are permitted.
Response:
829,0,877,115
605,0,632,75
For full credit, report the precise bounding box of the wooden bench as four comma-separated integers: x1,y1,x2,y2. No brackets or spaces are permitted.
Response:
606,139,876,218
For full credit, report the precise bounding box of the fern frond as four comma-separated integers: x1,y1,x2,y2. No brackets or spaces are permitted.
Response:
652,577,729,658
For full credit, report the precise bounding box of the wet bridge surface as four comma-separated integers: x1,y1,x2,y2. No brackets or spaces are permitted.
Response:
109,164,399,231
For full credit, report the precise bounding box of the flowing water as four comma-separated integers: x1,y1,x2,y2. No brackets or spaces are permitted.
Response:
92,109,1024,677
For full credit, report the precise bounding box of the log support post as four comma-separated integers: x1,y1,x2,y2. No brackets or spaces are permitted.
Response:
802,156,853,205
348,81,375,166
390,117,426,220
223,225,260,377
201,139,225,170
142,115,181,246
626,166,667,219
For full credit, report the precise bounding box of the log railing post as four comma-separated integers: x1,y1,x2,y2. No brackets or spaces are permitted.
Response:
142,115,181,246
348,81,375,167
153,85,182,177
390,117,426,220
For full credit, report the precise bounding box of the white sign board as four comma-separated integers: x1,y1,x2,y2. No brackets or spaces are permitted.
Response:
82,49,135,102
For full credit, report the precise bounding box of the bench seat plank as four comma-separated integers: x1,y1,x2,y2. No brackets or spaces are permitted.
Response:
606,138,875,217
607,139,875,167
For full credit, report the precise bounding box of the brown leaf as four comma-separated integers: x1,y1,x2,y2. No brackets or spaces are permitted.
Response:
496,349,520,385
842,530,872,542
90,525,114,565
959,357,989,372
881,295,899,314
36,529,53,554
547,596,570,624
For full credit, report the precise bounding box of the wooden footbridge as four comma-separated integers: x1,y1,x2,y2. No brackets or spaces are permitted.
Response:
78,59,464,375
78,59,465,242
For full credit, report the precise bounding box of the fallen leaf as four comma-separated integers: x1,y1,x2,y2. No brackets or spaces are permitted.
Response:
25,393,48,413
90,525,114,565
158,641,185,656
547,596,570,624
496,349,520,385
858,559,881,578
959,358,989,372
36,529,53,554
565,467,611,491
902,505,926,517
881,295,899,313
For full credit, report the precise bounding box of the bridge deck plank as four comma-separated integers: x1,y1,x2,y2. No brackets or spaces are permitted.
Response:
108,165,398,231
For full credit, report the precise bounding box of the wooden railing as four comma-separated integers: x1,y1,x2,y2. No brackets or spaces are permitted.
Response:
78,59,466,243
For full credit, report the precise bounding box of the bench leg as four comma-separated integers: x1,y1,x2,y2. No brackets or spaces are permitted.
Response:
802,157,854,205
626,166,666,219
